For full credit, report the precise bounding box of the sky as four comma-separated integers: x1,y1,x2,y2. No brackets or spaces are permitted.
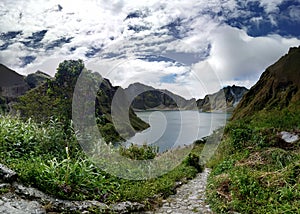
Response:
0,0,300,99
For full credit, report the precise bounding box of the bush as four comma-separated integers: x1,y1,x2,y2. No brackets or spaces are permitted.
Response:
183,153,203,172
119,144,158,160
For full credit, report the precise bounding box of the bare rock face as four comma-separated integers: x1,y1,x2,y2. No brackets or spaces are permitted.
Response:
0,193,46,214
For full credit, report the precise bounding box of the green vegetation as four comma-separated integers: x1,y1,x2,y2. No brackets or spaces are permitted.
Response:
232,46,300,120
0,96,7,113
207,102,300,213
119,144,158,160
14,59,148,143
0,59,206,211
0,115,204,208
25,71,51,89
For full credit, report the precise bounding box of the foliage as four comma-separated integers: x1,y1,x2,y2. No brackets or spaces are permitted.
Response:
119,144,158,160
207,103,300,213
0,114,203,207
14,59,149,144
0,96,8,113
183,153,203,172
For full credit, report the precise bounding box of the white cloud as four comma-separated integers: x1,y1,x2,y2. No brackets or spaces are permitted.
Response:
0,0,299,99
191,25,300,97
253,0,284,13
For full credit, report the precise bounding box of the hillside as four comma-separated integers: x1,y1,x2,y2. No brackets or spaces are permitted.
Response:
14,60,149,143
121,83,248,112
125,82,197,110
197,85,248,112
232,46,300,119
207,47,300,213
0,64,28,98
25,70,52,89
0,64,29,112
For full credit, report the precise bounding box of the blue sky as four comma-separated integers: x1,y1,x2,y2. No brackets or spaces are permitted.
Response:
0,0,299,98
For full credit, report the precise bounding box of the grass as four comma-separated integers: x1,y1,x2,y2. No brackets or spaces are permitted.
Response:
206,102,300,213
0,114,204,209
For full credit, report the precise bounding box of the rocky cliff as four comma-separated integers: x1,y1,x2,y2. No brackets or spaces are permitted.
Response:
232,46,300,120
197,85,248,112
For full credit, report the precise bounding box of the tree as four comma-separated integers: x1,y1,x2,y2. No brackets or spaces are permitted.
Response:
55,59,84,88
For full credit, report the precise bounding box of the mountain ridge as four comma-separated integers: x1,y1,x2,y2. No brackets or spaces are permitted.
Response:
197,85,249,112
125,82,197,110
232,46,300,120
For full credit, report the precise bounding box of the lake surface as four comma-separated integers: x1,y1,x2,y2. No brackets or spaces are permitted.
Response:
126,111,229,152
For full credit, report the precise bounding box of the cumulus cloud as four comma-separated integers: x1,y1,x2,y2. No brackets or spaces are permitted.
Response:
0,0,299,98
191,25,300,97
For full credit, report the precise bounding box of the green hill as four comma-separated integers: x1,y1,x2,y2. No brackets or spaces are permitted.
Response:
207,47,300,213
0,64,29,112
232,46,300,120
14,59,149,143
25,70,52,89
125,82,197,110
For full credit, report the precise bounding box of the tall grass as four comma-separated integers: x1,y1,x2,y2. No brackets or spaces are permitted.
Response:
207,104,300,213
0,115,203,206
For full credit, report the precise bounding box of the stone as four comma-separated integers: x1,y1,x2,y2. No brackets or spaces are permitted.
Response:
280,131,299,143
110,201,145,213
0,164,17,182
146,168,213,214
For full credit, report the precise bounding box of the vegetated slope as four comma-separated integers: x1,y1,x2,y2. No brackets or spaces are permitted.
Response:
0,65,52,112
25,70,52,89
0,60,204,211
207,47,300,213
14,59,149,143
0,64,29,112
125,82,197,110
0,64,28,99
0,64,28,91
197,85,248,112
232,46,300,120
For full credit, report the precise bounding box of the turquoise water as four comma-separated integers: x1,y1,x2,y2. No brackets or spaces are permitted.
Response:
126,111,229,152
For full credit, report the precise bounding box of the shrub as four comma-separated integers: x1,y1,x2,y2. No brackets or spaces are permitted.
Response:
119,144,158,160
183,153,203,172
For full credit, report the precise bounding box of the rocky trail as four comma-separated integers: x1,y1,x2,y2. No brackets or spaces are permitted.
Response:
1,164,212,213
147,168,212,214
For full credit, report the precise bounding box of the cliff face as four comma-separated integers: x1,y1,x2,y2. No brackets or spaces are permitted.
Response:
197,85,249,112
232,46,300,120
125,82,197,110
0,64,29,98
